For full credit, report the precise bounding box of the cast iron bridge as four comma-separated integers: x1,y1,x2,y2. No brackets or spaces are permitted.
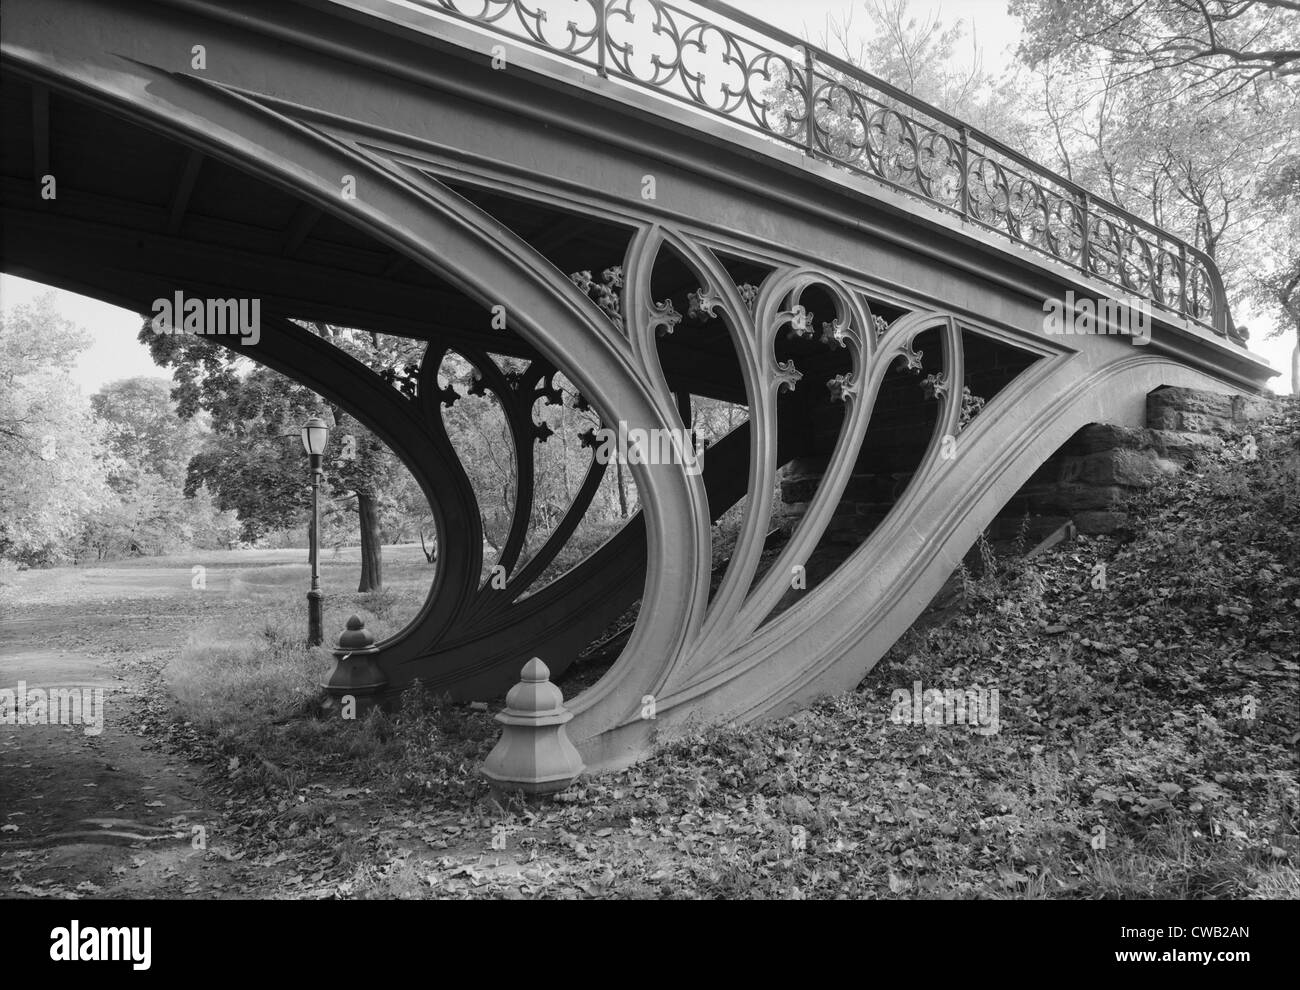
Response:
0,0,1274,768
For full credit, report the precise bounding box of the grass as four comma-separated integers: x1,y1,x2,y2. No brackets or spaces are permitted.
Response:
165,551,430,739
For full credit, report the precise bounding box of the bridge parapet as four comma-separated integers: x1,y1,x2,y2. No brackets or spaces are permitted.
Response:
347,0,1237,341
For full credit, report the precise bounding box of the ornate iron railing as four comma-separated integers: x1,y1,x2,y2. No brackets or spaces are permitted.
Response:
388,0,1238,341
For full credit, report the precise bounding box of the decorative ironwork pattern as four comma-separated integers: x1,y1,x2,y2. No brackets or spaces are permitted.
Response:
399,0,1237,340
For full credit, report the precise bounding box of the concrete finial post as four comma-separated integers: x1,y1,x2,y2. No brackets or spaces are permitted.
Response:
482,658,585,795
322,614,387,714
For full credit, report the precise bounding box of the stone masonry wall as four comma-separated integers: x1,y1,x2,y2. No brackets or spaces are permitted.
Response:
776,385,1282,551
1008,386,1279,536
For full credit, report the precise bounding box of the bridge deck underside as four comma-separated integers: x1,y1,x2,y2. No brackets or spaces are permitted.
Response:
1,77,762,405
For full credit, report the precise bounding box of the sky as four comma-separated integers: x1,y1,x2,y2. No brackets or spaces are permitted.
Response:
748,0,1024,68
1,0,1291,393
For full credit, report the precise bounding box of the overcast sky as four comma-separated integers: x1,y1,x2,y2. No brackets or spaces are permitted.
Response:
749,0,1023,65
1,0,1290,393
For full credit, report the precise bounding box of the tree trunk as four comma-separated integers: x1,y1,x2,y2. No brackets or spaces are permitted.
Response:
559,403,571,499
357,490,383,592
1291,340,1298,396
614,457,629,519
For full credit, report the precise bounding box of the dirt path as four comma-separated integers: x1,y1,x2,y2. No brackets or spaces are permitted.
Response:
0,569,297,898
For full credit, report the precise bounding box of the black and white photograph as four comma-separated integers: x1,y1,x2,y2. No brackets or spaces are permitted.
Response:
0,0,1295,963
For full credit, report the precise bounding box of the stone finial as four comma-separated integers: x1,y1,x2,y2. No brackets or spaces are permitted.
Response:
482,658,585,795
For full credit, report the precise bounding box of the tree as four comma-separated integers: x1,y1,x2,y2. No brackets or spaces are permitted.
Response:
763,0,1046,226
387,467,437,558
91,377,205,488
1012,0,1300,101
171,363,318,539
1249,155,1300,391
817,0,1038,146
1062,69,1281,285
1012,0,1300,388
83,377,236,559
138,318,421,591
0,294,115,563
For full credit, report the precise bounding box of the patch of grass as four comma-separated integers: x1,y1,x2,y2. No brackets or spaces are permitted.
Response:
226,564,311,597
165,570,430,751
167,604,332,731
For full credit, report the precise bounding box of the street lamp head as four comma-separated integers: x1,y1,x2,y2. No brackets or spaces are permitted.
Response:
300,417,330,457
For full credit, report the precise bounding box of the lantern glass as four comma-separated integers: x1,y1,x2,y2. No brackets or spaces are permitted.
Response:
300,417,329,456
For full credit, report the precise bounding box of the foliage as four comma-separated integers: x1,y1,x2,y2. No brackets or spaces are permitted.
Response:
0,294,115,564
77,377,239,559
91,376,205,489
1012,0,1300,99
821,0,1036,142
1247,155,1300,390
1010,0,1300,383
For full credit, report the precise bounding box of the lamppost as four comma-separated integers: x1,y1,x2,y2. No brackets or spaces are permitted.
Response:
300,416,329,647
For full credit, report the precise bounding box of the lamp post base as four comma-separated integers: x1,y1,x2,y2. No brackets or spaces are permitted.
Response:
307,589,324,647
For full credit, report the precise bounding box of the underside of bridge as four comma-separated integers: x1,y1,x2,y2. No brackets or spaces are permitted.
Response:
1,0,1275,770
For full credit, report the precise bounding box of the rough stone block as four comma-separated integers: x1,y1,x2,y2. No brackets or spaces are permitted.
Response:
1230,393,1277,424
1149,429,1225,463
988,513,1069,542
1074,510,1128,534
1148,386,1234,419
842,474,895,501
1057,455,1087,483
1031,482,1126,513
1180,411,1237,434
1144,386,1277,436
784,456,830,479
781,476,820,503
1146,406,1181,431
1075,448,1179,487
1069,423,1156,454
